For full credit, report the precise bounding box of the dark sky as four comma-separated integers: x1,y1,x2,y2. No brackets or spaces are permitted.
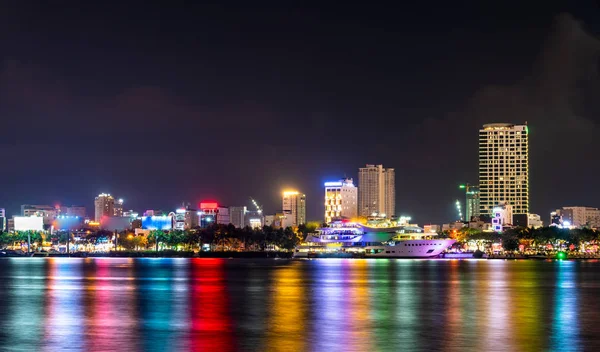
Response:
1,1,599,224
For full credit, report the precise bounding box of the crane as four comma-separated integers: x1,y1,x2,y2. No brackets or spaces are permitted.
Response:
249,197,263,214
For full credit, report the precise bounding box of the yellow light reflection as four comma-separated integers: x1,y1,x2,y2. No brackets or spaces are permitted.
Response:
266,263,306,351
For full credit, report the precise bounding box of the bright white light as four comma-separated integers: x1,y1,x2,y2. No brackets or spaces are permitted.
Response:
176,208,186,214
563,221,571,227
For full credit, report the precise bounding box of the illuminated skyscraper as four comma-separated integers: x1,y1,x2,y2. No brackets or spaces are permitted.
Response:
94,193,115,221
479,123,529,225
282,191,306,226
358,164,395,217
324,178,358,223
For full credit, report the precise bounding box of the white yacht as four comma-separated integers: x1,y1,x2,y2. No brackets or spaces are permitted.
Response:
365,226,455,258
293,222,455,258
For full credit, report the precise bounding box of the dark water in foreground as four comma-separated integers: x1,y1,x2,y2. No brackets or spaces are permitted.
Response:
0,258,598,352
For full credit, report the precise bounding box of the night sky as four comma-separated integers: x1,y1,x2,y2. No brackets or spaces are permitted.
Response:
1,1,599,224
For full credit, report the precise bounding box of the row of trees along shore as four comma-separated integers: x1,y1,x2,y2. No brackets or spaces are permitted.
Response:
0,222,321,252
443,226,600,252
1,224,598,254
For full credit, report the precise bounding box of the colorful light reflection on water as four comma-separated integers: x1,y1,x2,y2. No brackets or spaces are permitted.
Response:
0,259,597,351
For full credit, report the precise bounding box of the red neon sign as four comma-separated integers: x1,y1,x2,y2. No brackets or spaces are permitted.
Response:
200,202,218,210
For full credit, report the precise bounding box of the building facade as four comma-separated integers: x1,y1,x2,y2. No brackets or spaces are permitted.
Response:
94,193,115,221
114,199,124,217
59,205,86,218
527,214,543,228
464,184,480,221
324,178,358,223
358,164,395,217
555,207,600,228
479,123,529,224
244,210,264,228
230,206,247,228
282,191,306,227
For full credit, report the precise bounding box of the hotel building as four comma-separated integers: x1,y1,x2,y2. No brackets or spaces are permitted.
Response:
282,191,306,227
358,164,395,217
324,178,358,223
94,193,115,221
479,123,529,226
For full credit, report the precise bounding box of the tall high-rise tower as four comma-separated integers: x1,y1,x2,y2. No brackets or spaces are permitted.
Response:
358,164,395,217
282,191,306,227
479,123,529,224
94,193,115,221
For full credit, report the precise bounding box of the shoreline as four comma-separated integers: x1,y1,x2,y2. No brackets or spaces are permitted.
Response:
1,252,598,260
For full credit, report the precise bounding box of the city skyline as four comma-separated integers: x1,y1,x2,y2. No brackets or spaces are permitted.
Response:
1,2,599,224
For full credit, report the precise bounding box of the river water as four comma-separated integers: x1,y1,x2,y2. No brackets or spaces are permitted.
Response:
0,258,597,351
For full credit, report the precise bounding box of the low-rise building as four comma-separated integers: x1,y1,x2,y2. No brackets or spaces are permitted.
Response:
552,207,600,228
527,214,543,228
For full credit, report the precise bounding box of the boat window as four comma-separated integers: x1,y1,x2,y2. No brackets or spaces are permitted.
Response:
427,249,435,253
392,251,395,253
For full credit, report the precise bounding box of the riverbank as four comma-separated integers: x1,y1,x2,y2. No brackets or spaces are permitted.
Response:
0,250,294,259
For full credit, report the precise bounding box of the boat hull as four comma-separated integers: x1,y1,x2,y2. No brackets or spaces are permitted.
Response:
364,239,456,258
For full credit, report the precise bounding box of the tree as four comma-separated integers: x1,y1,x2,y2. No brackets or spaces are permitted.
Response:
502,235,520,252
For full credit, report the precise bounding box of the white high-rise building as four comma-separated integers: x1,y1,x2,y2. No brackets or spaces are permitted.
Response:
479,123,529,225
94,193,115,221
358,164,395,217
324,178,358,223
282,191,306,227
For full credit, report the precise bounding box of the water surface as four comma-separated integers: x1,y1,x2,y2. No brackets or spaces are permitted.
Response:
0,258,597,351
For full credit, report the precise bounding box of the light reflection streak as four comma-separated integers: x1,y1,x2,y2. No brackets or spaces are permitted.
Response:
137,258,190,351
43,258,84,351
444,260,463,351
348,260,370,348
510,262,542,351
86,258,139,350
550,261,580,351
266,261,306,351
7,259,46,350
189,259,235,351
394,260,417,344
484,261,510,348
311,259,346,351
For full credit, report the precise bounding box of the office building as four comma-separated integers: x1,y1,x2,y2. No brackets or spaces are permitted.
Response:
94,193,115,221
479,123,529,225
230,206,247,228
527,214,543,228
324,178,358,223
21,204,57,218
21,205,58,226
358,164,395,217
114,199,124,217
462,184,480,221
198,202,230,227
60,205,86,218
282,191,306,227
553,207,600,228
